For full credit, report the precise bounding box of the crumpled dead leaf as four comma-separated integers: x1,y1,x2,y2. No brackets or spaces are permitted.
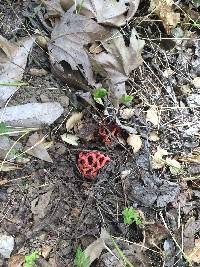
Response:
94,28,144,104
25,132,53,163
187,238,200,263
94,28,144,84
151,147,168,169
127,134,142,153
41,245,52,259
31,189,53,221
43,0,64,19
66,112,83,131
61,133,79,146
0,35,35,106
149,0,180,33
146,107,159,126
75,0,140,26
8,254,25,267
48,10,110,86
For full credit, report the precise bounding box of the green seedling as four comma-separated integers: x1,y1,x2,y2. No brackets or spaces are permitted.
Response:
93,88,108,105
122,207,142,226
9,148,23,160
0,122,8,135
74,246,90,267
24,251,40,267
121,95,134,105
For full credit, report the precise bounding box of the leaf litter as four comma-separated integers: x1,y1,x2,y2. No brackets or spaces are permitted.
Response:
48,10,110,86
75,0,140,27
1,0,200,266
0,35,35,106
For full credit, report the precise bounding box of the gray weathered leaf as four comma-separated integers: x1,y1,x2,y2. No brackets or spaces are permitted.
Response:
48,11,110,86
43,0,64,18
95,28,144,84
94,28,144,104
0,102,63,127
0,234,14,258
84,228,110,266
76,0,140,26
0,35,35,106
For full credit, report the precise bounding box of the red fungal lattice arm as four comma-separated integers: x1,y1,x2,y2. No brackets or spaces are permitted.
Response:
99,125,120,144
77,151,110,179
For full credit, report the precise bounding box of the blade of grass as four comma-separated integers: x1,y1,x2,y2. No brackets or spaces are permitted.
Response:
111,238,135,267
77,0,84,13
0,82,28,86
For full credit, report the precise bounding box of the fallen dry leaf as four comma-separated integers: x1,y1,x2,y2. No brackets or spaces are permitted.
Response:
165,157,182,175
192,77,200,89
120,108,134,120
0,179,8,186
187,239,200,263
66,112,83,131
84,228,110,266
146,107,159,126
31,189,53,221
95,28,144,84
8,254,25,267
94,28,144,103
89,42,103,54
41,245,52,259
75,0,140,26
127,134,142,153
25,132,53,163
149,0,180,33
48,10,110,86
163,67,175,78
61,133,79,146
151,147,168,169
60,0,74,10
0,35,35,106
43,0,64,19
149,131,160,141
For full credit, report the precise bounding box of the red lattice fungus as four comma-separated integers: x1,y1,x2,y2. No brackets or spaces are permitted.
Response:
99,125,120,144
77,151,111,179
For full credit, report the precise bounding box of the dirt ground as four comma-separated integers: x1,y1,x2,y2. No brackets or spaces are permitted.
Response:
0,0,200,266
